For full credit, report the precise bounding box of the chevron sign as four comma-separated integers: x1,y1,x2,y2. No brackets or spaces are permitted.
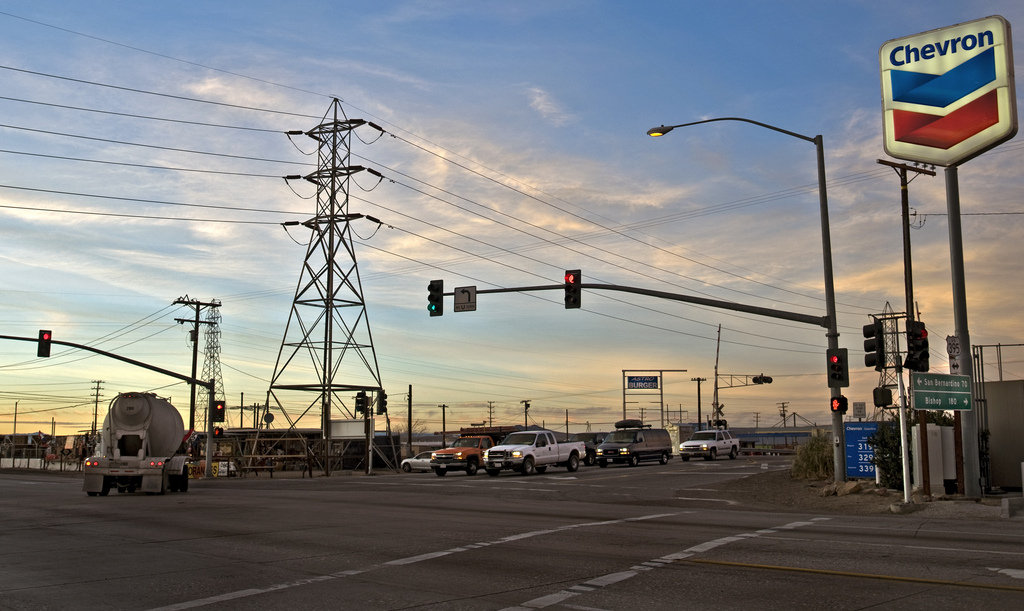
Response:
880,15,1017,166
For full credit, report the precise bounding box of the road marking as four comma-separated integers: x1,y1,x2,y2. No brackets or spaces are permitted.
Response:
673,496,740,505
497,519,828,611
145,512,682,610
690,559,1024,593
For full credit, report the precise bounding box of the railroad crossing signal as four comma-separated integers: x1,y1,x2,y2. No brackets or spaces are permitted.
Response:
564,269,581,309
427,280,444,317
826,348,849,388
37,329,52,358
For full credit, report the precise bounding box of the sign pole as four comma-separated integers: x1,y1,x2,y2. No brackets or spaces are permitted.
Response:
946,166,981,497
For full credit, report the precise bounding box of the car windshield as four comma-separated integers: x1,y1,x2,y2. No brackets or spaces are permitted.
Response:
568,433,594,442
451,438,479,447
688,431,717,441
501,433,536,446
605,431,638,443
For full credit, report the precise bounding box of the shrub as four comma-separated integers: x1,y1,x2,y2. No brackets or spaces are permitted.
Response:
791,432,834,480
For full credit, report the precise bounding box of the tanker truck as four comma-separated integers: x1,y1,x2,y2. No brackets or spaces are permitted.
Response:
83,392,191,496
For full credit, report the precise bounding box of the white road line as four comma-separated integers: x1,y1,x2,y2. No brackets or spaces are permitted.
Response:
145,512,682,610
497,518,830,611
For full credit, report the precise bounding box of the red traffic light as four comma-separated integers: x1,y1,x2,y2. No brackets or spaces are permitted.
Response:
564,272,577,284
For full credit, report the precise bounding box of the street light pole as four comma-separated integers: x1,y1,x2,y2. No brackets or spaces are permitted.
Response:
649,117,845,481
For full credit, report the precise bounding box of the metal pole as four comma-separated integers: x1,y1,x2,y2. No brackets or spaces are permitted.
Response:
814,136,846,483
204,380,215,479
946,166,980,497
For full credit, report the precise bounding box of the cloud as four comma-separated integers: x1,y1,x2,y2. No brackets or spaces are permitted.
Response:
525,86,575,127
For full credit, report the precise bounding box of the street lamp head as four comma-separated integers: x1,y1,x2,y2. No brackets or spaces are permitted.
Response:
647,125,674,137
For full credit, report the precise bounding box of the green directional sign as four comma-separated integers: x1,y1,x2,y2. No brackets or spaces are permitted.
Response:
911,372,972,411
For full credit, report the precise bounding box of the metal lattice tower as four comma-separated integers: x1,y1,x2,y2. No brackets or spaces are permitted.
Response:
198,305,226,425
268,99,382,443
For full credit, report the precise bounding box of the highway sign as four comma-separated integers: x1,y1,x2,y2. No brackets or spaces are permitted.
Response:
911,372,972,410
453,286,476,312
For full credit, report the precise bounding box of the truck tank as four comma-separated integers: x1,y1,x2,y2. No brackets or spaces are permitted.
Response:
100,392,185,459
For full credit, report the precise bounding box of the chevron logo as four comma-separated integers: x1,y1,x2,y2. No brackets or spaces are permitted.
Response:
880,16,1017,166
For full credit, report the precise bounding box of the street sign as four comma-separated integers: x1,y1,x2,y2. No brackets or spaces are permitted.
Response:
880,15,1017,167
845,422,879,479
852,401,867,419
911,372,972,410
453,286,477,312
946,335,962,374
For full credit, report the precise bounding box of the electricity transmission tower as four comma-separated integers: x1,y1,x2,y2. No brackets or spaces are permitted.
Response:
268,99,384,469
198,306,226,426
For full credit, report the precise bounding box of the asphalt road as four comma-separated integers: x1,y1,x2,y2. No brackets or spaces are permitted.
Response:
2,456,1023,610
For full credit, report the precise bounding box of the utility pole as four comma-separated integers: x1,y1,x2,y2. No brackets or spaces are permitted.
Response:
487,401,495,427
407,385,413,458
879,158,937,497
778,402,789,427
691,378,706,431
174,296,220,433
91,380,104,436
438,404,448,448
754,412,760,428
521,400,531,428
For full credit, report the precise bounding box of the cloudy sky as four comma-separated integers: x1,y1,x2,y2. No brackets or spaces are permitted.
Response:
2,1,1023,437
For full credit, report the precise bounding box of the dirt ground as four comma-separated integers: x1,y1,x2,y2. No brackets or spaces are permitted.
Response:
708,459,1007,519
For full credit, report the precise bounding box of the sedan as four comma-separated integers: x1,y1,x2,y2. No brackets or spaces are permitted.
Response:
401,451,435,473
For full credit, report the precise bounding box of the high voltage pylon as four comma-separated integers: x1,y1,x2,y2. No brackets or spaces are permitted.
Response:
268,99,383,457
198,306,226,426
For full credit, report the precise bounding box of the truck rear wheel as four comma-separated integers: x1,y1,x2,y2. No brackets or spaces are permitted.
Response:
659,451,669,465
566,454,579,472
729,446,738,459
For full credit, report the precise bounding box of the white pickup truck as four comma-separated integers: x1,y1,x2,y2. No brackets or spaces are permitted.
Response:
679,429,739,461
483,430,584,476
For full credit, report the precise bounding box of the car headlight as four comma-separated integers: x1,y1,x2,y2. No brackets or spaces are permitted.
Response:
455,452,463,459
483,450,489,459
512,450,522,458
431,452,437,459
701,444,709,451
596,449,603,455
619,448,629,455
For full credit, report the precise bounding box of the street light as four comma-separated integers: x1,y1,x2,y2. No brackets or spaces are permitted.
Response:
648,116,844,481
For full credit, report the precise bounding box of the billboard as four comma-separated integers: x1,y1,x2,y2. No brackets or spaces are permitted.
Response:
880,15,1017,166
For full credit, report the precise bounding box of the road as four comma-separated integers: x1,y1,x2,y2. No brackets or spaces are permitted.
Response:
2,456,1023,610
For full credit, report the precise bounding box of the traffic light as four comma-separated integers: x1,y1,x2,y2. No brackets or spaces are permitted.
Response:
354,391,368,415
863,320,885,370
830,395,849,414
211,400,226,422
752,374,773,384
905,320,929,372
427,280,443,317
564,269,581,309
376,390,388,415
212,426,225,439
826,348,849,388
37,329,52,358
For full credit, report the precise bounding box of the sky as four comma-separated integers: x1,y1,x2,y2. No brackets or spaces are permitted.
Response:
2,1,1024,438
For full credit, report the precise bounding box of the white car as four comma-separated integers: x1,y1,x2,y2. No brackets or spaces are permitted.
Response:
679,429,739,461
401,451,435,472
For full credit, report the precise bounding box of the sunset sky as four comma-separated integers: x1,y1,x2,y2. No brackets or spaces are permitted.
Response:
2,1,1023,436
